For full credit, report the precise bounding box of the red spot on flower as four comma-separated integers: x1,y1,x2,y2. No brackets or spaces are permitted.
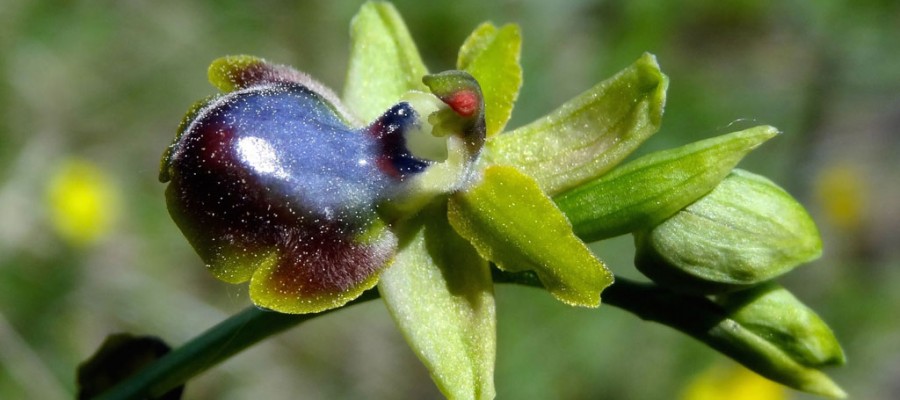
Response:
446,90,479,118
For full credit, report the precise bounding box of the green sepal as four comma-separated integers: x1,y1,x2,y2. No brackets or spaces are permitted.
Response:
555,126,779,241
714,283,846,368
635,169,823,294
482,53,668,195
379,203,496,400
448,165,613,307
457,23,522,137
343,1,428,123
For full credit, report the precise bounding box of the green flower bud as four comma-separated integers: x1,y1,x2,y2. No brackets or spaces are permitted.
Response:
714,283,846,368
701,304,847,398
635,169,822,294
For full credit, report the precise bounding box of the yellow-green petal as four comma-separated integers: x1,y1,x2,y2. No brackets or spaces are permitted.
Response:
343,2,428,123
448,165,613,307
457,23,522,137
379,204,495,400
483,53,667,195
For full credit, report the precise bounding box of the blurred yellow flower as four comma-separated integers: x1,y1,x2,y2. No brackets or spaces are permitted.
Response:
814,163,867,232
46,159,120,247
681,363,786,400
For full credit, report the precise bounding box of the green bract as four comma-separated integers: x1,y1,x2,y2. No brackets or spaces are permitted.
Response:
158,2,844,399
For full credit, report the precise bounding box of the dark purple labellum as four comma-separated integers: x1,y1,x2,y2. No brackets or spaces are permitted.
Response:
161,80,427,313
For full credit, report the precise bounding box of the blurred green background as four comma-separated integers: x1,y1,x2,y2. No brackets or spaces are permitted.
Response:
2,0,898,399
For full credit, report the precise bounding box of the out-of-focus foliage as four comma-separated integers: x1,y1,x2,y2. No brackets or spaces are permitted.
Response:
1,0,898,399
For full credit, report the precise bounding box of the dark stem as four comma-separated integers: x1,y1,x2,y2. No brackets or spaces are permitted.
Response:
492,269,726,337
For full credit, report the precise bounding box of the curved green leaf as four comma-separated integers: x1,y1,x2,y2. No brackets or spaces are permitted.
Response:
379,204,495,400
457,23,522,137
483,53,668,195
448,165,613,307
555,126,778,241
343,2,428,123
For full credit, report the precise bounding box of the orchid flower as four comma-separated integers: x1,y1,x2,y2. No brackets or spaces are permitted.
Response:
148,3,845,399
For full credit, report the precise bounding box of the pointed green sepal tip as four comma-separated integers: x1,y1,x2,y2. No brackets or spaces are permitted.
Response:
448,165,613,307
635,169,823,294
556,125,779,241
484,52,668,195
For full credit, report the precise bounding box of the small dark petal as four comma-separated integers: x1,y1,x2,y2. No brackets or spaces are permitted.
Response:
367,102,432,179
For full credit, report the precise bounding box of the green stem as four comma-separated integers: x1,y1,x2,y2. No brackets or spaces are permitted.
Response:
93,273,826,399
94,290,379,400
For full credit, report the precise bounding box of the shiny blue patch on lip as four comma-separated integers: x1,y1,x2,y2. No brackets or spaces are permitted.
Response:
169,83,428,221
